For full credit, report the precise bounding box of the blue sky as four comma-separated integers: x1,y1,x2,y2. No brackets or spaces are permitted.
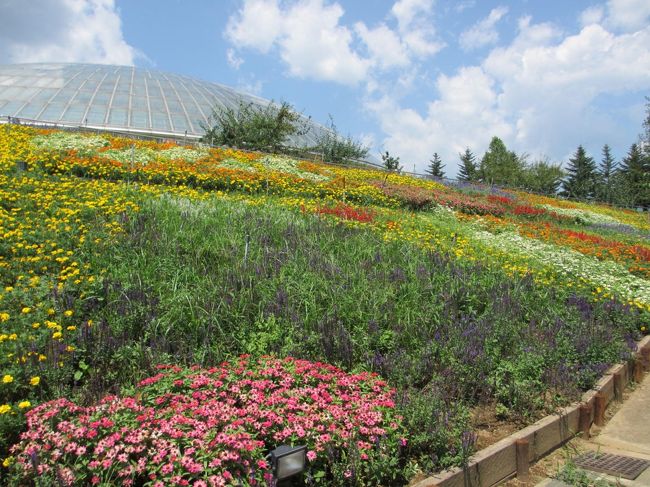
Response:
1,0,649,176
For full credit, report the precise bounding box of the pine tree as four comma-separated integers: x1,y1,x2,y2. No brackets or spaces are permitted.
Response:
458,148,478,182
596,144,618,204
562,145,598,199
478,136,524,186
425,152,445,179
619,143,649,209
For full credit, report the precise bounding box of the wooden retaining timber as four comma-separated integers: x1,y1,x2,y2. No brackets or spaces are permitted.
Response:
413,335,650,487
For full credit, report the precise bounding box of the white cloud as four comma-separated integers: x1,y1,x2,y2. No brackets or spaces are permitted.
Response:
391,0,444,57
278,0,369,84
579,6,605,27
226,48,244,70
0,0,136,65
225,0,369,85
391,0,433,31
225,0,283,53
459,6,508,51
355,23,409,69
367,15,650,176
605,0,650,32
225,0,444,85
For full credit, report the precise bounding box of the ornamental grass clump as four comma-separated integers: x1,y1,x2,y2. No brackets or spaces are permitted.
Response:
8,356,408,486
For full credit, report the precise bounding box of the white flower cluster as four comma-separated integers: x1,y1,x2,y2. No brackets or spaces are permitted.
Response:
472,229,650,306
539,204,621,226
31,132,108,156
258,155,330,182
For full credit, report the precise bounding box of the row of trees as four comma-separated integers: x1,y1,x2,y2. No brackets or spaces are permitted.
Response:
424,98,650,209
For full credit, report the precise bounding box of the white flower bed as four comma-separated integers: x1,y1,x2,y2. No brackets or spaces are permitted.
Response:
472,229,650,306
539,204,622,226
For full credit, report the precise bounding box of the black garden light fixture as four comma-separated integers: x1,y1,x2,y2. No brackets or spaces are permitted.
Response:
270,445,307,481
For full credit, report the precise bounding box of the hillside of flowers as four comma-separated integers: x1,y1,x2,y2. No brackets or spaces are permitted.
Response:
0,125,648,485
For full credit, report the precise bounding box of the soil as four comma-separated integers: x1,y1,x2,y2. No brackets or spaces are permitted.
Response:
471,403,524,450
408,386,635,486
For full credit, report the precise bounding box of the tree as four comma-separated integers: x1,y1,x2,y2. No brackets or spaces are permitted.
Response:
619,143,650,209
201,100,309,152
458,148,478,182
596,144,618,204
562,145,598,199
312,116,369,164
478,136,524,186
381,151,402,172
522,159,564,195
425,152,445,179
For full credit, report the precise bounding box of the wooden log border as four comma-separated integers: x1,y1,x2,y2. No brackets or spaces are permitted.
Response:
413,335,650,487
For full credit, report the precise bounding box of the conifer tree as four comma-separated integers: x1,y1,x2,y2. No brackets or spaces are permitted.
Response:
619,143,649,209
425,152,445,179
458,148,477,182
596,144,618,204
562,145,598,199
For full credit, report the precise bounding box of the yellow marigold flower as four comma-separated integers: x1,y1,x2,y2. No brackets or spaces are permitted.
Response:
4,287,12,292
0,313,9,322
2,375,13,384
64,310,73,317
66,345,75,352
52,332,62,340
21,307,31,314
29,376,40,386
2,456,13,467
66,325,76,331
38,354,46,362
32,322,40,329
18,401,30,409
47,308,55,316
0,404,11,415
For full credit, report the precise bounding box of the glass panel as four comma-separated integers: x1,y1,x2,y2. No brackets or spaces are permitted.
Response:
112,93,130,106
130,110,149,128
40,103,66,121
151,112,171,130
16,103,44,118
0,100,26,115
131,96,148,109
62,104,87,123
31,89,58,101
147,84,163,98
34,77,64,88
97,82,115,93
171,115,188,131
73,91,93,103
166,100,182,111
108,107,128,126
132,84,146,96
149,98,166,111
93,92,112,103
86,106,107,124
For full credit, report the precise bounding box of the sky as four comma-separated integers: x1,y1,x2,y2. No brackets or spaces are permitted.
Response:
0,0,649,177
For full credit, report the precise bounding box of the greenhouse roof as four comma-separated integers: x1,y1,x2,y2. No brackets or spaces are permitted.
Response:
0,63,323,145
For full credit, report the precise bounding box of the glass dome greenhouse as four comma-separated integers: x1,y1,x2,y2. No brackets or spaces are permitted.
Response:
0,63,324,145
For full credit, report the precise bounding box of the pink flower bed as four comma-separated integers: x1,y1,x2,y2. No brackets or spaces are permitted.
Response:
9,356,405,486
